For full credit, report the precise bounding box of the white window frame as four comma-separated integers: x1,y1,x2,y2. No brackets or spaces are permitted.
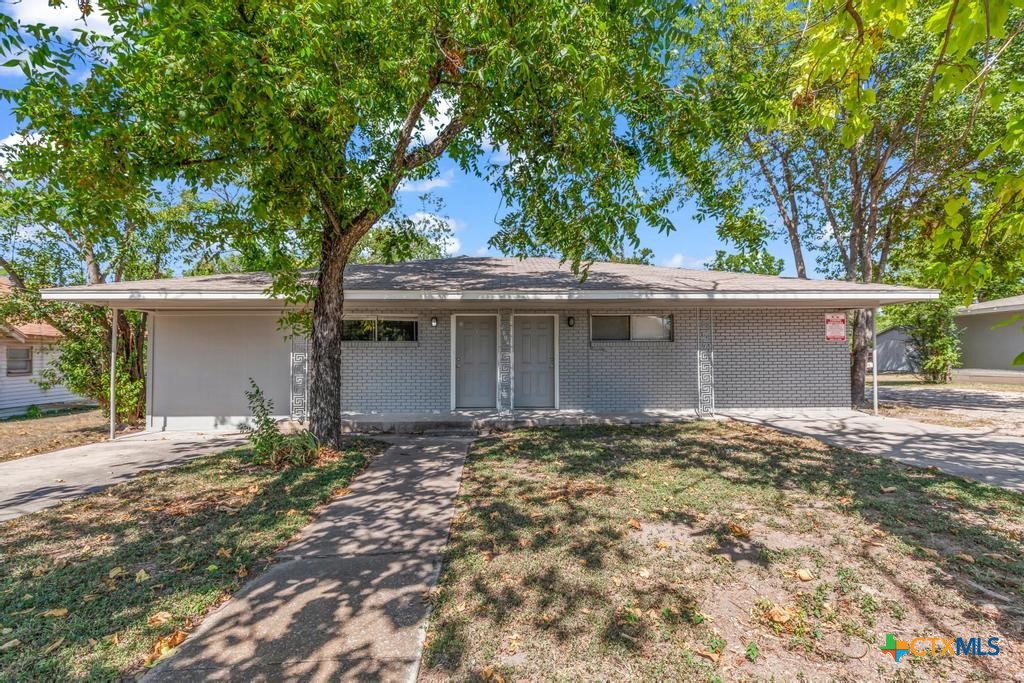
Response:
589,313,674,342
6,345,33,376
340,315,419,342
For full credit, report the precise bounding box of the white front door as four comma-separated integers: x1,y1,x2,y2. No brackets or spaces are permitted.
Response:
455,317,497,408
514,316,555,408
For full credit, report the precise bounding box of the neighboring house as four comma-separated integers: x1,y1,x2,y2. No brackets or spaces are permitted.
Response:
875,326,918,373
956,294,1024,373
41,257,937,431
0,279,79,418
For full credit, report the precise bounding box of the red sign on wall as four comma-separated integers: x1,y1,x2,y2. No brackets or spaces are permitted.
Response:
825,313,847,341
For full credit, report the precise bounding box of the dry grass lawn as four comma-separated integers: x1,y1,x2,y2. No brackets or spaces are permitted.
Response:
0,408,109,462
423,421,1024,682
0,438,386,679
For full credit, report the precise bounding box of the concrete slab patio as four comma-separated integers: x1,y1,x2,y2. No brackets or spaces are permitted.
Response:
145,435,470,683
0,431,245,522
724,409,1024,493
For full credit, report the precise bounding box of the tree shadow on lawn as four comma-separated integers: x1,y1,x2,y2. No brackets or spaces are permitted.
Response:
0,441,380,680
426,421,1023,678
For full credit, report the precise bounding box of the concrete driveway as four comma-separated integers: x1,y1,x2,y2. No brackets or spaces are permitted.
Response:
723,409,1024,493
0,431,245,521
877,384,1024,436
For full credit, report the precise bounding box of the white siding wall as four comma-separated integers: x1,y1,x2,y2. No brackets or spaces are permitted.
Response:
958,312,1024,372
0,343,79,417
148,313,292,431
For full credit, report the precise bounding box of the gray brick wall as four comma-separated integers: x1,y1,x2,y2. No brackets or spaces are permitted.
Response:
558,309,699,411
713,308,850,408
333,306,851,413
339,311,449,412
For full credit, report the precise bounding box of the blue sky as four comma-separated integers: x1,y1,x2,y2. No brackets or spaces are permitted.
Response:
0,1,804,276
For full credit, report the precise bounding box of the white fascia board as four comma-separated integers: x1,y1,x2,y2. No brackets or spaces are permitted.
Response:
956,304,1024,317
41,287,940,306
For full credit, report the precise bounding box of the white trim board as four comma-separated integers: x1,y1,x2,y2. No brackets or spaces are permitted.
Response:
43,288,940,306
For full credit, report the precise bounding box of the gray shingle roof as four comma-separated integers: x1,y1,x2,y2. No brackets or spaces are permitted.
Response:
40,257,938,307
959,294,1024,315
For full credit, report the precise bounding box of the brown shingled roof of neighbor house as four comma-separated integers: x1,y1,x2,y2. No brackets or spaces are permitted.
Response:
0,277,62,342
40,256,939,309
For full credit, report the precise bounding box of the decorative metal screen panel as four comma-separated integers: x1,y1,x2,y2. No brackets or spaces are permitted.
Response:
696,309,715,415
290,336,309,422
498,310,513,414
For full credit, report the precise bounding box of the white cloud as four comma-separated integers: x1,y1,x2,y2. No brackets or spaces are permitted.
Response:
407,211,464,256
398,168,454,193
663,253,708,269
474,245,491,256
8,1,112,35
443,235,462,256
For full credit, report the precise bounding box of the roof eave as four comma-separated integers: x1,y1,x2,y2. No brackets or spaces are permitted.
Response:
41,287,940,309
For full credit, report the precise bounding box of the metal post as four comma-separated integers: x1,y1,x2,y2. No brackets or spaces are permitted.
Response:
109,308,118,440
872,307,879,416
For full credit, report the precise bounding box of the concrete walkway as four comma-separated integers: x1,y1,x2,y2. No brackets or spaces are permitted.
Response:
723,409,1024,493
0,431,245,522
146,436,470,682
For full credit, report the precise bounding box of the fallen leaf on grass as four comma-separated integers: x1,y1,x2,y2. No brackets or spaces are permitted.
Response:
135,569,151,583
796,569,814,582
766,605,795,625
480,665,506,683
0,640,20,652
655,540,671,550
144,629,188,666
956,553,975,564
41,636,65,655
627,518,642,530
696,648,720,663
108,566,125,579
728,522,750,538
236,566,248,579
216,547,232,559
148,611,172,627
333,487,351,497
920,547,940,558
880,486,898,494
40,608,69,618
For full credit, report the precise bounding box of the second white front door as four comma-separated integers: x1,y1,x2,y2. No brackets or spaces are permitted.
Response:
514,316,555,408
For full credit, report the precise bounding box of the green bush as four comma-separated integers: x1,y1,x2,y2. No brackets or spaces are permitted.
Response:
241,379,321,468
24,405,41,419
887,299,962,383
241,378,284,466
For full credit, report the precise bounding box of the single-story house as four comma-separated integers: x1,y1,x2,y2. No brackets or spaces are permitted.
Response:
41,257,937,431
955,294,1024,380
1,278,80,418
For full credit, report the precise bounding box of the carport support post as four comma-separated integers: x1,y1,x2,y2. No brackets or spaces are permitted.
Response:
872,307,878,416
109,307,118,441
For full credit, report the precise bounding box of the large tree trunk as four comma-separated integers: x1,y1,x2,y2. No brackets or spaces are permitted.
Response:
850,308,869,406
308,228,347,447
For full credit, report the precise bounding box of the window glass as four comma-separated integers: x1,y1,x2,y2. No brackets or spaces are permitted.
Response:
6,347,32,375
378,320,417,342
631,315,672,341
341,319,375,341
591,315,630,341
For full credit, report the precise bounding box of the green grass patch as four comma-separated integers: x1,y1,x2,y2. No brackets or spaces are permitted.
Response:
0,438,385,679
